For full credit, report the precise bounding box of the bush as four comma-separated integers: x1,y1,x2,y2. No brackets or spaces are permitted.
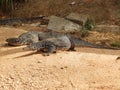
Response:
84,18,95,30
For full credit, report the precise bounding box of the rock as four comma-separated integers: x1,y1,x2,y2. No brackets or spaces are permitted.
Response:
66,13,89,26
47,16,82,32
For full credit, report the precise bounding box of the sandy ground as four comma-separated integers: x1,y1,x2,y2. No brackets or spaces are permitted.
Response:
0,27,120,90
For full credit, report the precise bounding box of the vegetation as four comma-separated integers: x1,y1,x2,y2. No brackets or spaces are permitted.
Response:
81,18,95,37
84,18,95,30
0,0,13,13
0,0,27,14
111,42,120,48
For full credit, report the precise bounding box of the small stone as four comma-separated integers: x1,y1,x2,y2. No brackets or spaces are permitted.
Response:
60,67,64,69
37,61,41,63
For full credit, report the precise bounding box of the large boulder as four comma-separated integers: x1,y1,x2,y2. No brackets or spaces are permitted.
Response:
47,16,82,32
66,13,89,26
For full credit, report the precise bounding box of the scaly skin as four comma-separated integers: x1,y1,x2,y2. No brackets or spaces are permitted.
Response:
24,36,73,56
6,31,40,46
0,16,45,25
6,31,120,50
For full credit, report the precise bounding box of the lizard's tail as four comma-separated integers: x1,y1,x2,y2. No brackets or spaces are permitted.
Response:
70,37,120,50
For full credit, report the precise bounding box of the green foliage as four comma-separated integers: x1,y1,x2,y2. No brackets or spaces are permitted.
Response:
84,18,95,30
111,42,120,48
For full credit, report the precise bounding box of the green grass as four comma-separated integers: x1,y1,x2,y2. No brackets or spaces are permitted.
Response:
84,18,95,30
111,42,120,48
81,18,95,37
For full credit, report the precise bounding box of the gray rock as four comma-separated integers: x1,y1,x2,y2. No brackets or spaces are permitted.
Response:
47,16,82,32
66,13,89,26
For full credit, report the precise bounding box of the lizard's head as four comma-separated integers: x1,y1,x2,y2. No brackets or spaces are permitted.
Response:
6,38,22,46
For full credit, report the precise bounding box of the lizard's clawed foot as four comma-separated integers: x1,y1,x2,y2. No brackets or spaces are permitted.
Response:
68,49,76,51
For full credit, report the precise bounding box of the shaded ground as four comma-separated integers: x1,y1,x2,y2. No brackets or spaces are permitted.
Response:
0,26,120,90
0,0,120,25
0,0,120,89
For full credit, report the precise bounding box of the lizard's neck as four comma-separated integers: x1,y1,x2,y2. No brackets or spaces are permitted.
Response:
34,41,45,50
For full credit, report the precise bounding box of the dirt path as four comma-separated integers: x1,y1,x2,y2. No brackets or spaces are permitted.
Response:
0,27,120,90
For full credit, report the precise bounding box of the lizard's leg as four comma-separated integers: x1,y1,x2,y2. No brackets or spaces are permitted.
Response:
68,39,76,51
43,45,56,56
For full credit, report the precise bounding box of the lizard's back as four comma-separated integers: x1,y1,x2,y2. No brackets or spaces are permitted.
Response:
46,36,71,50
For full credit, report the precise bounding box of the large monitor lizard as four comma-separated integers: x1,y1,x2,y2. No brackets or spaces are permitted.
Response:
6,31,119,50
24,35,120,56
0,16,45,25
23,36,74,56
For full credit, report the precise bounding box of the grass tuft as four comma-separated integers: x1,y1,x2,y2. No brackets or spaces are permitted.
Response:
84,18,95,30
111,42,120,48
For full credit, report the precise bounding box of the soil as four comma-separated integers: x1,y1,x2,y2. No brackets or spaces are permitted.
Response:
0,0,120,89
1,0,120,25
0,26,120,90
